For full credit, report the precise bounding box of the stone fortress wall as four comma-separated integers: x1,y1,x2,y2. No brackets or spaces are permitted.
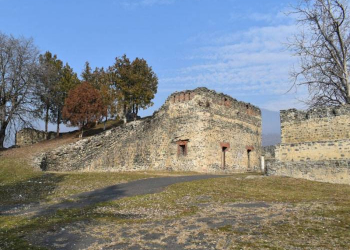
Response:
35,88,262,173
16,128,57,147
266,106,350,184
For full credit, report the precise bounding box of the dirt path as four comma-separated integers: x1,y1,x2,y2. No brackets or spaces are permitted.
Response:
0,175,224,217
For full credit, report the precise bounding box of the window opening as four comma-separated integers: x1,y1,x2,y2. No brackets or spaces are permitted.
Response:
180,144,186,156
177,140,188,157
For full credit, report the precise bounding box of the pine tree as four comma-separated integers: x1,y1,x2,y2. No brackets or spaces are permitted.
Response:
81,61,93,83
35,51,63,139
51,63,80,137
109,54,158,123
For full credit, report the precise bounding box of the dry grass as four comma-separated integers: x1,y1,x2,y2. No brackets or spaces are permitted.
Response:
0,157,163,206
2,175,350,249
0,119,122,160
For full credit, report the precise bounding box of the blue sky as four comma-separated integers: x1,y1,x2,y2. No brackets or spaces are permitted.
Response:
1,0,307,132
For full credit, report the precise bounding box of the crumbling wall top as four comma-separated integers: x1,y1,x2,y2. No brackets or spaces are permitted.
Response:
165,87,261,116
280,105,350,124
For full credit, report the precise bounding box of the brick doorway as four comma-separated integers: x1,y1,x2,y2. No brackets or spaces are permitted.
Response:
246,146,254,170
220,143,230,170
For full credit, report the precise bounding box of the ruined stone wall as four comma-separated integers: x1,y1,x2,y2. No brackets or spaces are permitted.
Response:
281,106,350,143
267,105,350,184
35,88,261,173
262,146,276,159
266,159,350,185
276,139,350,162
16,128,56,147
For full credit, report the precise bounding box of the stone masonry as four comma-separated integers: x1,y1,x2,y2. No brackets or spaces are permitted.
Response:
35,87,262,173
16,128,57,147
266,105,350,184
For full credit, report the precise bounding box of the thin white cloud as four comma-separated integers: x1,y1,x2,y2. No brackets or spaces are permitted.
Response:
159,19,308,111
231,12,276,23
261,93,308,111
229,6,295,25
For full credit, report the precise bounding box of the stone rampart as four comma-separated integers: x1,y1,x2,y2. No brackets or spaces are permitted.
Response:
34,87,262,173
276,139,350,162
16,128,56,147
281,106,350,143
262,145,276,159
267,105,350,184
266,159,350,185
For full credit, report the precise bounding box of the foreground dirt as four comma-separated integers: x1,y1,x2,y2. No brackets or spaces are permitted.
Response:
27,201,347,250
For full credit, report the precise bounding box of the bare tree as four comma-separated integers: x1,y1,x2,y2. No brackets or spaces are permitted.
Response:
0,32,39,148
290,0,350,107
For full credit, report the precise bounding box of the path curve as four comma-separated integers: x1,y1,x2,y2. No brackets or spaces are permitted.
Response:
1,175,225,217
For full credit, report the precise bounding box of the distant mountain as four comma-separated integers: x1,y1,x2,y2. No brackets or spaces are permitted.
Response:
261,109,281,146
262,133,281,146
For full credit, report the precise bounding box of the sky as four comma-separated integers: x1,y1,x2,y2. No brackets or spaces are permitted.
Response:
1,0,307,136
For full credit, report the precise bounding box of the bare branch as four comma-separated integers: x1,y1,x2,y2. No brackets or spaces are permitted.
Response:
288,0,350,107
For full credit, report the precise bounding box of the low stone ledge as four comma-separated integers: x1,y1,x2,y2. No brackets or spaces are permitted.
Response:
266,159,350,185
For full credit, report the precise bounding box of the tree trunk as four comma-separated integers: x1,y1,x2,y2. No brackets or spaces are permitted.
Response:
123,103,127,124
56,110,60,138
0,121,8,149
45,105,49,140
344,60,350,104
347,80,350,104
104,116,107,130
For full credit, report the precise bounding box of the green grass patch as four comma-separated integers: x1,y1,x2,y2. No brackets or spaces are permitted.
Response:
0,157,161,205
0,158,42,184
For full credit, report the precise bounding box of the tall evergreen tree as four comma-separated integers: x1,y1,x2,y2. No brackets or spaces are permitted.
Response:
109,55,133,123
51,63,80,137
130,58,158,115
36,51,63,139
81,61,93,83
109,54,158,123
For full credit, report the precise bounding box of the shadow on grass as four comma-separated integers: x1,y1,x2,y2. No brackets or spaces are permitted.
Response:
0,201,142,250
2,175,223,217
33,184,128,217
0,179,130,249
0,185,134,250
0,175,225,249
0,174,66,213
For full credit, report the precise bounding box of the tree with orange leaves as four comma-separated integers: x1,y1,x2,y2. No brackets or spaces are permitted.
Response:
62,82,107,137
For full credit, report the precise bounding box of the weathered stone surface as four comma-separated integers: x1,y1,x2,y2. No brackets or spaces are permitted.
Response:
34,87,262,173
266,159,350,185
262,146,276,159
16,128,57,147
280,105,350,144
267,105,350,184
